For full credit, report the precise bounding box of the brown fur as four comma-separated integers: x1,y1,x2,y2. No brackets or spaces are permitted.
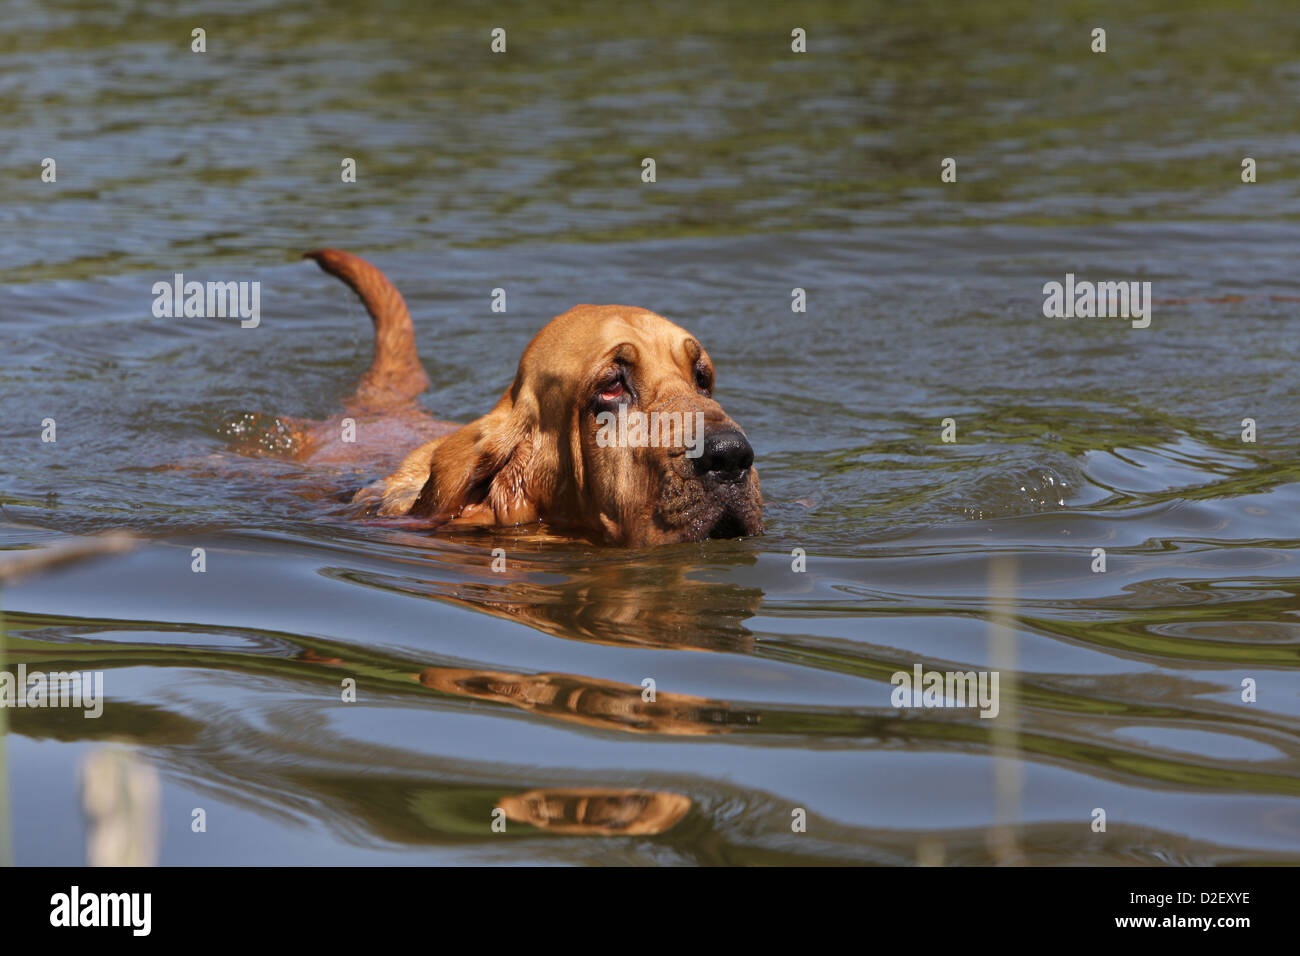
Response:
287,249,762,546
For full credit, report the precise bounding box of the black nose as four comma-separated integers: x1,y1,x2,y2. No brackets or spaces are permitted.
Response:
696,428,753,480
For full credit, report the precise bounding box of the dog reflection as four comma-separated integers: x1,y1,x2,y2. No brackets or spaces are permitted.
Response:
497,788,692,836
416,666,760,735
378,536,766,652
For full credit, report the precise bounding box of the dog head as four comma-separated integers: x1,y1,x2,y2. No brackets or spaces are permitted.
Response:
411,305,762,545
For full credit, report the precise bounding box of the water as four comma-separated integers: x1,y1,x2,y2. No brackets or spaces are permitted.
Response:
1,0,1298,864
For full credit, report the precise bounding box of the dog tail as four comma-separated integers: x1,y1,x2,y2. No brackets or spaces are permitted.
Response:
303,248,431,408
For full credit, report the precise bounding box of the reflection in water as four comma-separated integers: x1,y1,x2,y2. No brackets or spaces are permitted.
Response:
81,747,160,867
498,788,692,836
417,667,759,735
3,584,1299,863
330,536,765,652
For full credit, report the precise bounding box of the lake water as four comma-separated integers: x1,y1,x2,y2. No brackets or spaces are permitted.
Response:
1,0,1298,864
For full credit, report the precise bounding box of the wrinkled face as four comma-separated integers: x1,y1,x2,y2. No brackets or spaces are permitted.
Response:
528,306,763,546
409,305,763,547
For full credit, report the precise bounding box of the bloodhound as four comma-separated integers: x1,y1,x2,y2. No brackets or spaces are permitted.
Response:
281,249,762,546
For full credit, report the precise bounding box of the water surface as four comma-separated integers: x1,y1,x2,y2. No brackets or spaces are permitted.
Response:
1,0,1298,864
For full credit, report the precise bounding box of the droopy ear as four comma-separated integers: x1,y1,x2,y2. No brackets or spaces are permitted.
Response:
408,391,545,526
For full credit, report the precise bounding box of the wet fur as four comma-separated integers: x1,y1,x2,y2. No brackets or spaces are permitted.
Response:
273,249,762,546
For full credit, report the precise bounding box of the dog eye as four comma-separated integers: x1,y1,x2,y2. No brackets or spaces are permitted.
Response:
594,368,630,407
